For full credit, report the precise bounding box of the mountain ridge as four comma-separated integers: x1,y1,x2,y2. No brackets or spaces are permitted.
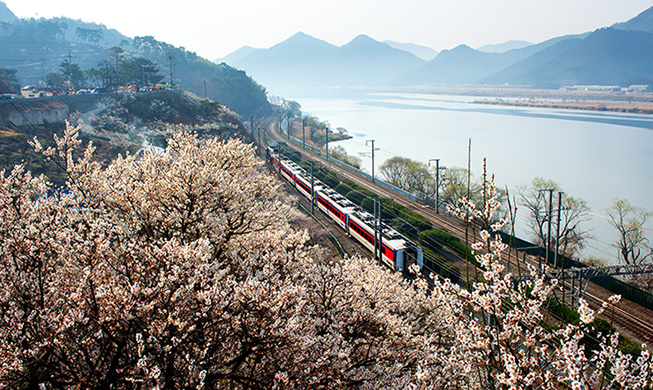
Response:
481,28,653,87
223,32,425,94
477,40,533,53
612,6,653,33
0,1,16,23
383,40,438,60
219,6,651,91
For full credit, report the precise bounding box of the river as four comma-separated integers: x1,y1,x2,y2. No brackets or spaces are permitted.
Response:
288,91,653,262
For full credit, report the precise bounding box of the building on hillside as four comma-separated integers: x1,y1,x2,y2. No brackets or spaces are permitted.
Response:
560,85,621,92
623,84,650,92
20,86,55,98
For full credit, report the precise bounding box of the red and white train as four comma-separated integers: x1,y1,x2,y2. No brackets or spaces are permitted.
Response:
268,147,423,273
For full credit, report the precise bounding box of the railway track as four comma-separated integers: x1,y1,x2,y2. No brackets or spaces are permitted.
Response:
260,121,653,346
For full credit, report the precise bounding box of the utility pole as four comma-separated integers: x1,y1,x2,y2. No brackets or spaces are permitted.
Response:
428,158,446,214
555,191,564,268
366,140,379,183
556,191,565,306
326,127,330,170
539,188,554,271
302,118,306,149
310,162,315,215
373,199,377,260
168,56,174,85
204,80,208,98
378,199,383,266
68,50,73,88
374,198,379,263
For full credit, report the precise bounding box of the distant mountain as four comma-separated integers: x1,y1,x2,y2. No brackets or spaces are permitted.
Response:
383,40,438,60
219,5,651,90
224,32,425,94
479,38,583,87
477,40,532,53
391,32,593,87
224,32,339,93
391,37,564,86
390,45,508,85
482,28,653,87
0,1,16,23
215,46,261,65
612,6,653,33
332,35,425,85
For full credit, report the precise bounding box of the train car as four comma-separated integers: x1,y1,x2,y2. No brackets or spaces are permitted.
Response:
346,209,422,271
267,146,423,273
314,188,352,229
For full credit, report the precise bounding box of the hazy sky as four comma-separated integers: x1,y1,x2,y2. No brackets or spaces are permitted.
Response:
4,0,652,60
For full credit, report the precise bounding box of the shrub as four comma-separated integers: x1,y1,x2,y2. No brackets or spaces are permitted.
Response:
395,221,420,241
345,190,369,206
283,149,302,163
440,263,461,283
397,208,431,232
342,178,359,188
361,197,376,214
548,300,580,325
314,170,340,188
334,182,353,196
419,229,448,252
422,247,445,274
449,240,474,260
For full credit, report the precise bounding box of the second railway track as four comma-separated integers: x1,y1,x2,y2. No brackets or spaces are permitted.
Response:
260,120,653,347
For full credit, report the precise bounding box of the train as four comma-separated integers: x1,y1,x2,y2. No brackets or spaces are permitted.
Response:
267,146,423,273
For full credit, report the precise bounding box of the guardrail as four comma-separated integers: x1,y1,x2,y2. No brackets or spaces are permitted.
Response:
284,132,418,201
277,127,653,311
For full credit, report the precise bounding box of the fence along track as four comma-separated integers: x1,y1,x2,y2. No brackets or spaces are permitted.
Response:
261,119,653,346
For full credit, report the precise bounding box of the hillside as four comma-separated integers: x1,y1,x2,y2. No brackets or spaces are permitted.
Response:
0,0,16,23
0,13,269,118
612,6,653,33
482,28,653,87
0,90,247,185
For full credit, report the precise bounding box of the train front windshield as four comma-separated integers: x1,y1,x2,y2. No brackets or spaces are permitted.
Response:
403,247,421,273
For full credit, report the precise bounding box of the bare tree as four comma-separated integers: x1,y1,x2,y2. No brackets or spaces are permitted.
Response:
379,156,434,195
606,199,652,266
379,156,412,189
519,177,591,259
440,167,480,209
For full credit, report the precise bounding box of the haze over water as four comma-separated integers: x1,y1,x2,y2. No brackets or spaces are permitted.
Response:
293,91,653,262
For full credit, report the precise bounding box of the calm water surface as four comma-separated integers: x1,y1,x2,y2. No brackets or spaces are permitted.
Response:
291,92,653,262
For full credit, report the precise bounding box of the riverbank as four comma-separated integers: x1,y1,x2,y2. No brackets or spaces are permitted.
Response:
472,99,653,114
352,85,653,104
287,118,352,150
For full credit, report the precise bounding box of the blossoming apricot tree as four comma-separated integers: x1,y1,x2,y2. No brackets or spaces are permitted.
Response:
0,122,650,389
